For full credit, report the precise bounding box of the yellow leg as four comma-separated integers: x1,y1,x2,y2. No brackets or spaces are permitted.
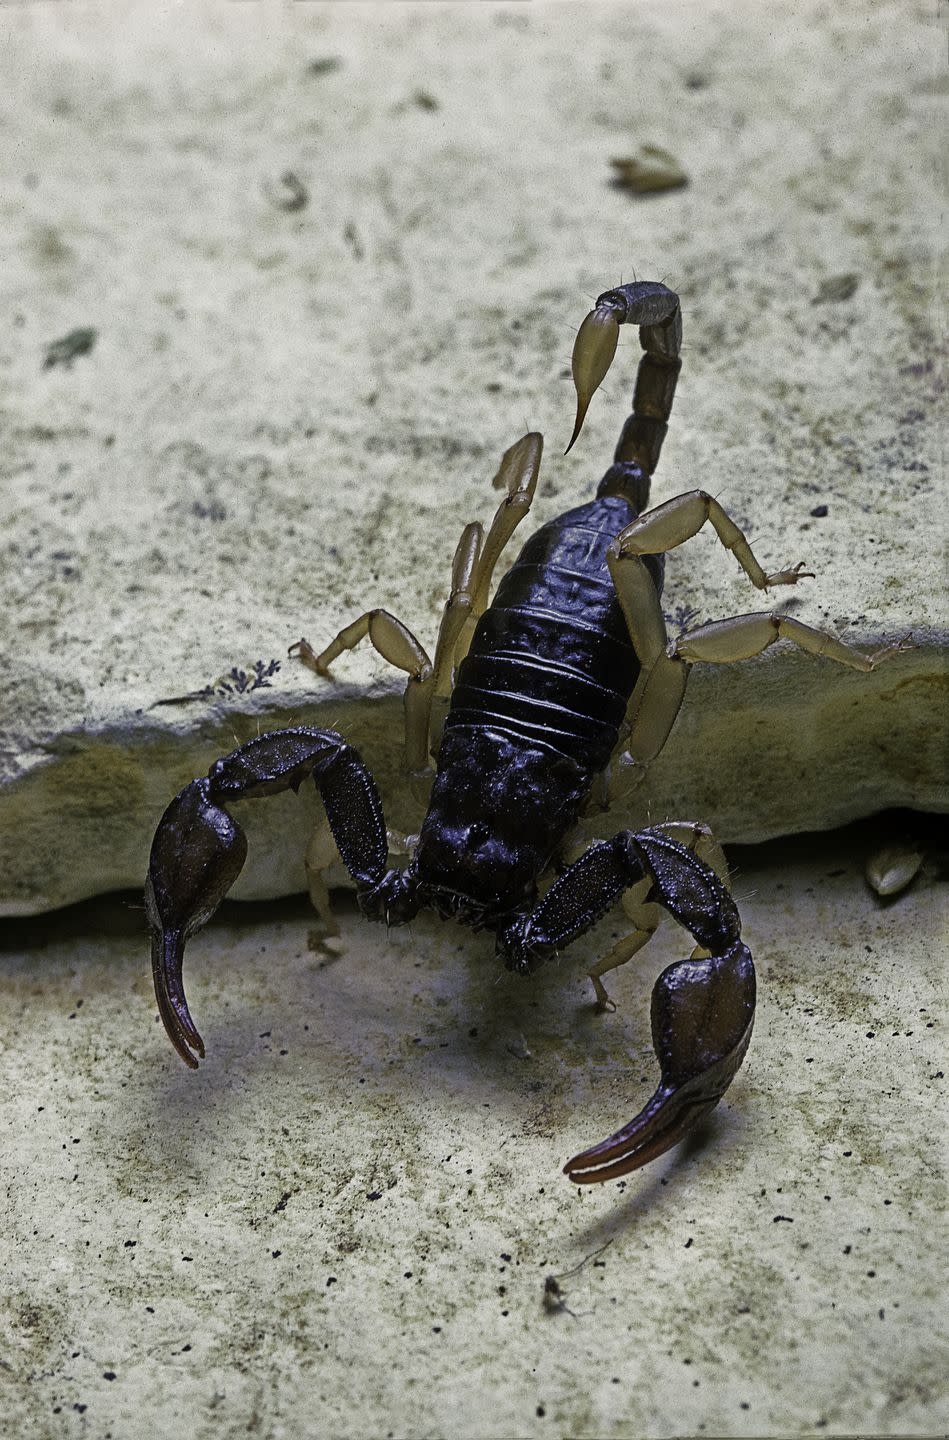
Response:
452,432,543,671
675,612,911,670
304,816,341,938
291,609,435,777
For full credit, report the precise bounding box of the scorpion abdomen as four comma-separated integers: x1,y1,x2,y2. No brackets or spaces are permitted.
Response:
443,495,663,775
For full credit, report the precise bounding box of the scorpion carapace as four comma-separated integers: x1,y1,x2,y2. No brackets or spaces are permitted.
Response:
147,280,904,1185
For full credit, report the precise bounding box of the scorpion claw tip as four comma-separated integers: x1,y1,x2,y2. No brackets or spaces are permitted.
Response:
563,1086,720,1184
145,776,249,1066
150,926,207,1068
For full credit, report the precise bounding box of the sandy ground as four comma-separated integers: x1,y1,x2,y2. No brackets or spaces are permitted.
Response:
1,821,946,1439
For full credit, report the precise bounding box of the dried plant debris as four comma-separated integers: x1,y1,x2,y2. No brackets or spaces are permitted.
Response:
392,88,440,116
506,1032,533,1060
667,603,701,635
812,273,861,304
865,840,923,897
265,171,309,213
344,221,364,260
306,57,342,77
154,658,281,706
610,146,688,194
542,1241,613,1317
542,1273,575,1316
43,327,97,370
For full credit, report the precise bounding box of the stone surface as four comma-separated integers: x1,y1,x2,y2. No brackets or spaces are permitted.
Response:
0,2,945,915
0,821,945,1438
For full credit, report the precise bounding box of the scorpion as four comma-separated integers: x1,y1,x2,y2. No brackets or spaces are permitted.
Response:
146,281,904,1185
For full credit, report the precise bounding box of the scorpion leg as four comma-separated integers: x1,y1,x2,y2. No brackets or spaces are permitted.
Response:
145,728,398,1067
614,490,815,598
452,432,543,671
289,433,541,789
608,604,910,800
291,611,435,780
604,494,907,790
604,492,815,785
671,611,913,670
429,520,484,702
424,434,542,703
586,877,658,1012
497,827,754,1183
304,815,341,939
291,529,481,795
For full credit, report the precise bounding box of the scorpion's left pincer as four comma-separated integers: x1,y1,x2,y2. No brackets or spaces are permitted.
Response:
145,728,395,1067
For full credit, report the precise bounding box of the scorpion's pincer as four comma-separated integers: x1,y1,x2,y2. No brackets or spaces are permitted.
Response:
356,867,420,927
495,915,555,978
566,302,620,453
564,940,756,1183
144,778,249,1068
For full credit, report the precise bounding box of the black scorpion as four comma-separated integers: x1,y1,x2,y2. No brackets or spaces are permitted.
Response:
146,281,903,1184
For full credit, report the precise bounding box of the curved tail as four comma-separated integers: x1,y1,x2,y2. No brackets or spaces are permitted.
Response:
567,280,683,514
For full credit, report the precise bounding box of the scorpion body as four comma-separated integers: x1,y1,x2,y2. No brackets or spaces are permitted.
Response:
370,280,679,937
147,281,902,1185
415,493,662,928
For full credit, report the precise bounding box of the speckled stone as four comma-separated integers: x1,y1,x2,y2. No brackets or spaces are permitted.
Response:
1,2,945,919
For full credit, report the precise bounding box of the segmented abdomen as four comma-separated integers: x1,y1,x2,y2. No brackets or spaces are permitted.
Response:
444,495,663,773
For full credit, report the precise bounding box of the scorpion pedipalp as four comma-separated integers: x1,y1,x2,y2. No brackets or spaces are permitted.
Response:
145,777,249,1067
146,728,394,1067
498,827,756,1183
563,940,756,1183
